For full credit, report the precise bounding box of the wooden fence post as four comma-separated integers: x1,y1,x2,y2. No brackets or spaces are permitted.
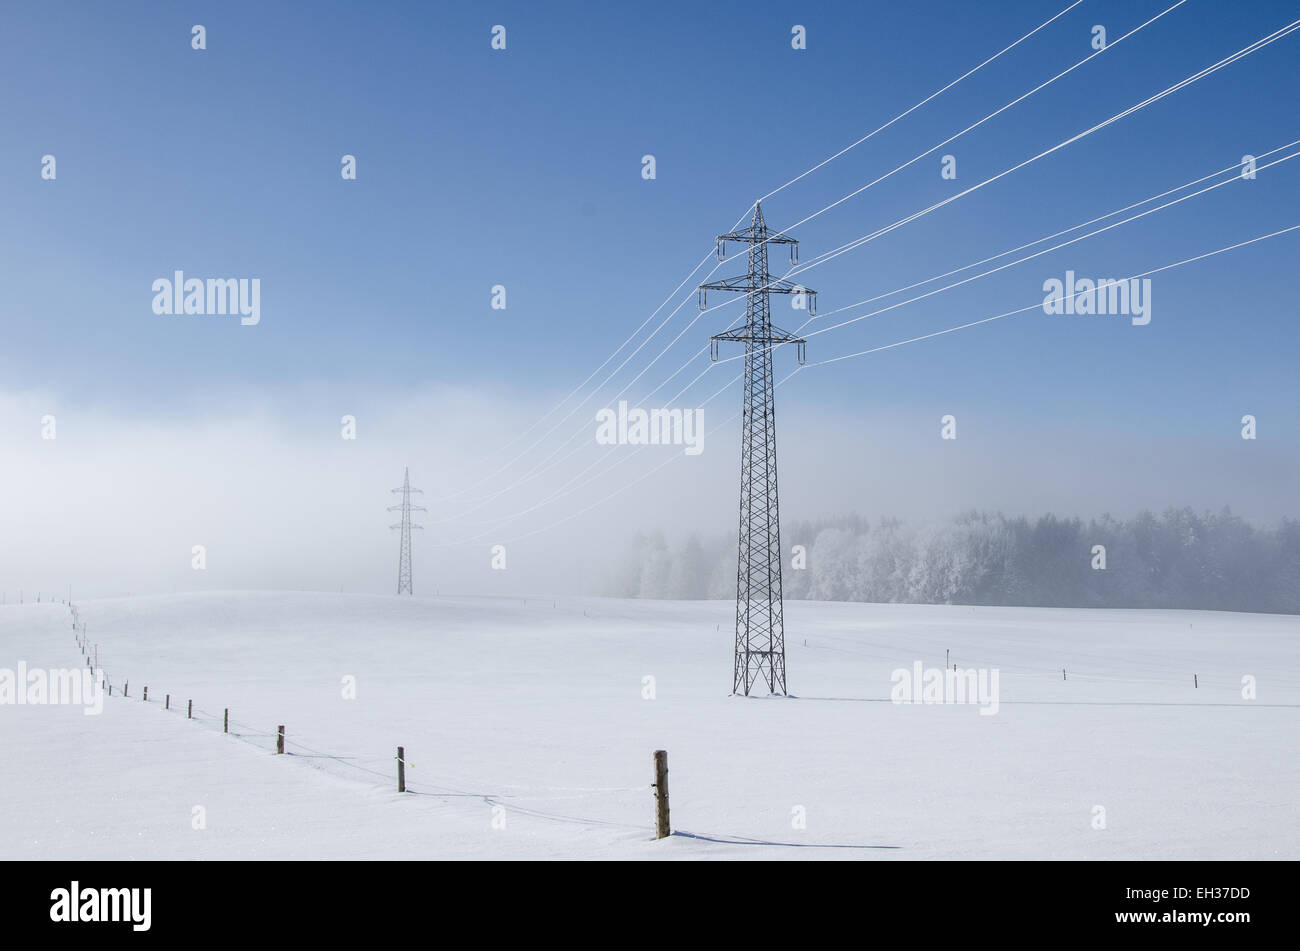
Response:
653,749,671,839
276,725,285,754
187,699,192,719
397,746,406,793
165,694,170,710
124,682,128,697
1063,668,1066,681
143,686,148,702
1194,674,1198,689
224,709,229,733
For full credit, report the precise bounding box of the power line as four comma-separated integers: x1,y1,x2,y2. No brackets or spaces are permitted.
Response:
433,12,1296,538
486,0,1197,479
800,224,1300,369
431,222,1299,550
447,130,1298,532
758,0,1085,202
765,0,1191,243
811,141,1300,322
429,250,738,523
781,15,1300,280
713,148,1300,362
687,12,1300,344
426,243,728,505
429,146,1296,536
434,136,1296,539
428,4,1083,508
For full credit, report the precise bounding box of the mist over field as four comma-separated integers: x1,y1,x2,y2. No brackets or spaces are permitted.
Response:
3,384,1296,602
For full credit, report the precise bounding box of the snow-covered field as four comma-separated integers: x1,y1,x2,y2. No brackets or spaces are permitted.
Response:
1,591,1296,859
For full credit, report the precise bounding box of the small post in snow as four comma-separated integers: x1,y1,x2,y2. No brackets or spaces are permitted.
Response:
187,699,192,719
653,749,671,840
224,709,229,733
165,694,170,710
1194,674,1198,689
276,725,285,754
397,746,406,793
143,686,148,702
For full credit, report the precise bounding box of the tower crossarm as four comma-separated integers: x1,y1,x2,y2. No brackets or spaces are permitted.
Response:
698,271,817,317
698,275,814,296
710,323,807,364
717,227,797,245
715,211,802,265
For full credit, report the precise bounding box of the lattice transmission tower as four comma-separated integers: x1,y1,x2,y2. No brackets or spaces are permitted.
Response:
388,467,425,595
698,201,816,696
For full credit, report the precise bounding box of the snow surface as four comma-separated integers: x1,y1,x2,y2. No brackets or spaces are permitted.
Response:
2,591,1296,859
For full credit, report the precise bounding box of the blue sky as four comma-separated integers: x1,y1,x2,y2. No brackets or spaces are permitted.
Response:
1,0,1298,595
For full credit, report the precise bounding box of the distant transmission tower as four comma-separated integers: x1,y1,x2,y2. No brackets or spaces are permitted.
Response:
699,201,815,696
388,467,425,595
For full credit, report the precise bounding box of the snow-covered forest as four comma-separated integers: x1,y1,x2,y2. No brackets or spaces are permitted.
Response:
607,509,1300,613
